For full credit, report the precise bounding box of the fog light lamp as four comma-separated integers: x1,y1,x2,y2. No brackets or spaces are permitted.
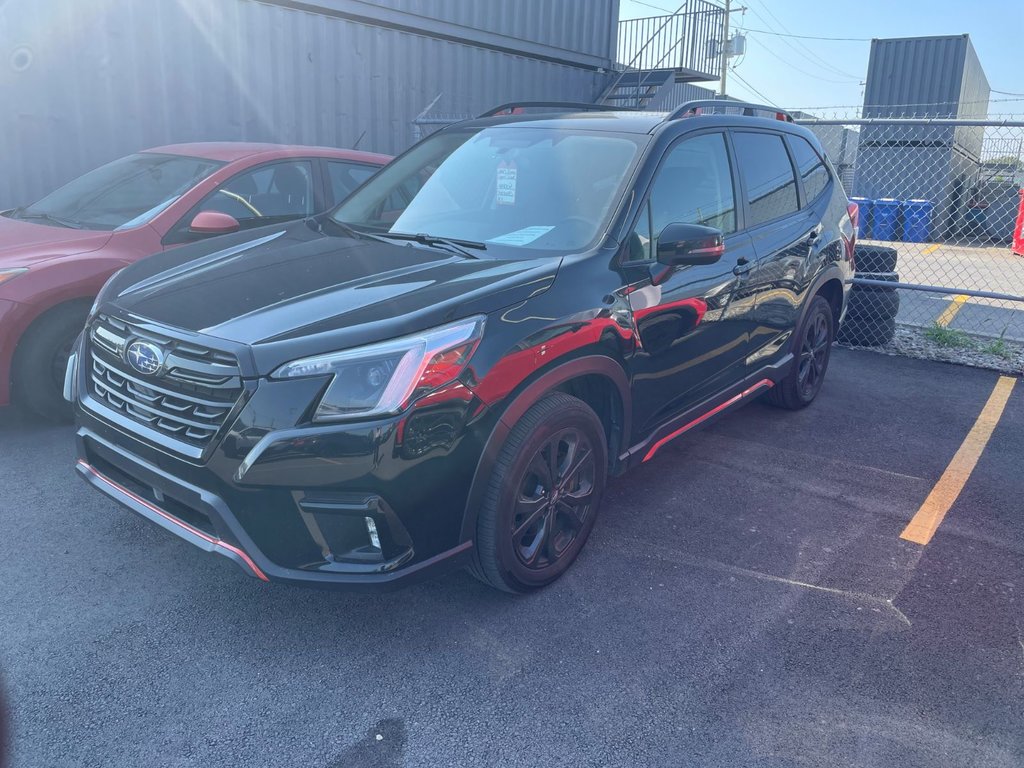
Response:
365,516,382,550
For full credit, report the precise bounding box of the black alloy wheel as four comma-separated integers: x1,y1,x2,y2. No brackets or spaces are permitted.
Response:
765,294,834,410
511,427,597,570
797,309,830,400
472,392,608,593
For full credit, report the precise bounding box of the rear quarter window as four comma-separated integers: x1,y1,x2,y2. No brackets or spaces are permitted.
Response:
789,136,831,206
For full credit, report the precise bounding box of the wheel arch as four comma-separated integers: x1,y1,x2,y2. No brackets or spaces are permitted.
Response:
814,275,845,328
459,355,631,544
10,296,93,396
794,266,846,343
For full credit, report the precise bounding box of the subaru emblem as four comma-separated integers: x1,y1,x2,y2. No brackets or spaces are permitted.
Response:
125,340,165,376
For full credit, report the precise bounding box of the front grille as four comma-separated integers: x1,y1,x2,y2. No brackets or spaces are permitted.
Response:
86,314,244,447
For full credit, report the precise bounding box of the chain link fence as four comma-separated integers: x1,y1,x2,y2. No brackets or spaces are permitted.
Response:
797,115,1024,371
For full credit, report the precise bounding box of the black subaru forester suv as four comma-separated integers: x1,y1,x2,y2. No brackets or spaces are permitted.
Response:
69,101,856,593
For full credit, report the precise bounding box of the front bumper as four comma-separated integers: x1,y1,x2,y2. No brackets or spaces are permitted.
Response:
75,425,479,589
72,324,496,589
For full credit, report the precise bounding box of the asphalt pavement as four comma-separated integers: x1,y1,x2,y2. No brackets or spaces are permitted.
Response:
1,348,1022,767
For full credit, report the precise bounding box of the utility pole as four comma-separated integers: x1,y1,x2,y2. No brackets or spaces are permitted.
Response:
718,1,746,97
719,0,730,97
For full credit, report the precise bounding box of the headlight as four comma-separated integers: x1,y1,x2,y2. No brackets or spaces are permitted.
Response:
272,316,485,422
89,268,125,317
0,268,27,287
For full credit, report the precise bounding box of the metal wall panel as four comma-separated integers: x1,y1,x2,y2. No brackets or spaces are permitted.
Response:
345,0,620,62
650,81,716,112
0,0,610,208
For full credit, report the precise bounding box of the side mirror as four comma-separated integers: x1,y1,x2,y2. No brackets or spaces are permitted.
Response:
656,222,725,267
189,210,240,236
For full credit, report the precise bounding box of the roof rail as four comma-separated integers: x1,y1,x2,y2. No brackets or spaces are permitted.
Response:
478,102,630,118
666,100,794,123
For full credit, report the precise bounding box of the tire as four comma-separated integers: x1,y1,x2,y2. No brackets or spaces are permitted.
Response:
838,314,897,346
472,392,608,593
854,244,898,273
12,301,89,421
847,288,900,319
765,295,834,410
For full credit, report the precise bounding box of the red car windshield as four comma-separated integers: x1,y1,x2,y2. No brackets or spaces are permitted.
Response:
11,152,223,231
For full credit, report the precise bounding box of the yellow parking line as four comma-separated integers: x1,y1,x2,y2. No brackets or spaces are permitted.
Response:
936,294,969,327
900,376,1017,545
921,243,941,255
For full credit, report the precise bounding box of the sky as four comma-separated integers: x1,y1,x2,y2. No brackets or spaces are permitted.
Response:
618,0,1024,117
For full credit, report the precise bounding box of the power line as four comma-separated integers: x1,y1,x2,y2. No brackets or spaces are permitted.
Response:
741,2,864,80
745,35,862,85
626,1,869,40
748,1,864,79
728,68,779,107
628,0,678,14
738,26,871,42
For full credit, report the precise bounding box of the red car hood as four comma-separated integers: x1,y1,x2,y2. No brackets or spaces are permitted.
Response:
0,214,113,266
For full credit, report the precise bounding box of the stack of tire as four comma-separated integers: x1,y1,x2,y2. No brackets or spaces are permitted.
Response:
838,244,900,347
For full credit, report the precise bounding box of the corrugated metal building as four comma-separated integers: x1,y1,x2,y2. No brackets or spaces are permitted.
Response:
0,0,620,209
853,34,991,237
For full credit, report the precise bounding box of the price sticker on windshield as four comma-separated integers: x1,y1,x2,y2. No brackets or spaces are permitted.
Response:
496,161,517,206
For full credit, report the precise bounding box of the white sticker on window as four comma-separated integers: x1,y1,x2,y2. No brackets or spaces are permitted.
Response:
488,226,555,246
496,162,517,206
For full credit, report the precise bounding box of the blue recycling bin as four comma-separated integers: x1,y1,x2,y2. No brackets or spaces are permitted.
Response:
872,198,900,241
903,199,933,243
849,196,871,238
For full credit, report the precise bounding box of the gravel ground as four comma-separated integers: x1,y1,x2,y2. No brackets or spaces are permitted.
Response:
842,324,1024,375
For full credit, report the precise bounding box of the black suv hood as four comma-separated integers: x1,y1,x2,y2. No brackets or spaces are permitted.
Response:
106,220,560,359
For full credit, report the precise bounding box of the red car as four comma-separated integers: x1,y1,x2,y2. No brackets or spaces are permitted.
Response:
0,142,390,418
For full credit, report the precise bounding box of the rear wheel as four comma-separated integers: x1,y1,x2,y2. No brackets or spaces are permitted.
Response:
472,392,607,593
765,295,834,410
12,302,89,421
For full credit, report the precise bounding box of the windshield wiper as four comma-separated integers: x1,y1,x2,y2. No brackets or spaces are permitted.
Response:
15,211,84,229
376,232,486,260
325,218,397,246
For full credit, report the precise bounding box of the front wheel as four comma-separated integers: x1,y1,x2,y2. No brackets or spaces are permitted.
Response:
765,294,834,410
472,392,608,593
12,302,89,421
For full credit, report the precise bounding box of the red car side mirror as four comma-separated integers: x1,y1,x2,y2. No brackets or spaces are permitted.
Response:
189,210,240,235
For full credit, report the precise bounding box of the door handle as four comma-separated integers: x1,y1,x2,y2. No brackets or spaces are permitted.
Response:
733,257,753,276
807,227,823,244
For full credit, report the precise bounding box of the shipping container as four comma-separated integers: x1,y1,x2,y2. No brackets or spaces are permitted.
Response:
0,0,619,209
860,34,990,159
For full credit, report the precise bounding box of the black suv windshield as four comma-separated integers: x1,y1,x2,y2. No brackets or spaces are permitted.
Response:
10,152,223,231
332,126,646,253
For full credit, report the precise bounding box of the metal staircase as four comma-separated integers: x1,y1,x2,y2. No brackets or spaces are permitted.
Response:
601,68,678,111
599,1,724,110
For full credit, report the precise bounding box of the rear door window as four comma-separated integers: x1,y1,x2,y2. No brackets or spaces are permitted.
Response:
732,132,799,227
788,136,831,206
